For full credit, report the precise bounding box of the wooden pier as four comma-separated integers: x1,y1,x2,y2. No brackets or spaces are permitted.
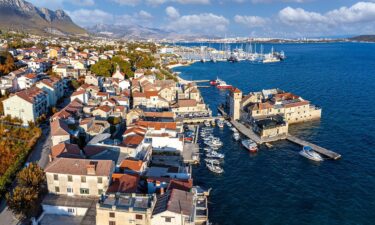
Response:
181,116,224,124
286,135,342,160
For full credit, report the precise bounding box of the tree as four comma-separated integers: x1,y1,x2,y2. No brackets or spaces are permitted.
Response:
6,163,46,219
0,52,16,75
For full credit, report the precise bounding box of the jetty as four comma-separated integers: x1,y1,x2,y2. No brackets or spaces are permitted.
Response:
180,116,224,124
229,119,341,160
286,135,342,160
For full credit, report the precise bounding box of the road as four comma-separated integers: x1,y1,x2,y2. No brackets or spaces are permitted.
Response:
0,124,51,225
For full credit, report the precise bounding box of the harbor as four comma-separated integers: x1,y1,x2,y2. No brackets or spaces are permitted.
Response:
172,42,374,224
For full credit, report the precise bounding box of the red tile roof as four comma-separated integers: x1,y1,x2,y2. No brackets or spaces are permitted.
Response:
121,135,144,147
51,143,82,159
120,159,143,172
45,158,114,176
107,173,140,194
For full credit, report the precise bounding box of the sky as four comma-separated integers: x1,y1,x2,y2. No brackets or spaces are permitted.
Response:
28,0,375,38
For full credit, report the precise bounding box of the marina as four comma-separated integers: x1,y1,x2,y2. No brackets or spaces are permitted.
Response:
173,42,375,224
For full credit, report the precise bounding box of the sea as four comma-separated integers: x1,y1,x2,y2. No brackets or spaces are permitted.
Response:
173,43,375,225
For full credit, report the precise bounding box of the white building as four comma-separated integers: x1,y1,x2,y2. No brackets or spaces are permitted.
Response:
2,87,48,126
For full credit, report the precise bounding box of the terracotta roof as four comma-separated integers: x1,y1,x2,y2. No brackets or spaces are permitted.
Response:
95,105,112,113
145,91,159,99
231,87,242,93
114,105,125,112
107,173,140,194
167,179,193,192
25,73,37,79
152,189,193,216
123,127,147,136
132,91,146,98
177,99,197,108
13,87,45,104
135,121,177,130
45,158,114,176
121,134,144,147
51,119,70,136
144,111,174,118
120,158,143,172
51,143,82,159
284,100,310,108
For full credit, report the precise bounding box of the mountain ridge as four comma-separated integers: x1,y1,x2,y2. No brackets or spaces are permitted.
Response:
0,0,87,36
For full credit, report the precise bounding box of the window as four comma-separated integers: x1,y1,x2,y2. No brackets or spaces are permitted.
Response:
68,208,75,213
135,214,143,220
55,186,60,192
98,189,103,195
109,212,115,218
68,175,72,182
67,187,73,193
80,188,89,195
109,222,116,225
97,177,102,184
81,176,86,183
165,218,172,223
53,174,59,180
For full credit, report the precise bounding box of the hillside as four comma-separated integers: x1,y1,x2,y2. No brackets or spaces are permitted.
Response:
0,0,87,36
350,35,375,42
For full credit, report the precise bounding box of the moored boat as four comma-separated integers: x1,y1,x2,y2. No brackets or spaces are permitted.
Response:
233,132,240,141
241,139,258,153
206,162,224,174
299,146,323,162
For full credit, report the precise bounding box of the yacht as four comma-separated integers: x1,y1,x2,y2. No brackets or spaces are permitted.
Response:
233,132,240,141
241,139,258,153
206,162,224,174
299,146,323,162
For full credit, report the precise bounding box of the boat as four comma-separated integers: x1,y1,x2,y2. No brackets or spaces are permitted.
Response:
217,120,224,128
211,120,216,126
206,162,224,174
263,47,281,63
204,121,211,127
204,158,221,165
217,80,233,89
209,80,217,86
241,139,258,153
299,146,323,162
233,132,240,141
206,151,224,159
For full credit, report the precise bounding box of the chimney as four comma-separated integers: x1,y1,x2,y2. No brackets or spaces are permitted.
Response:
86,161,97,175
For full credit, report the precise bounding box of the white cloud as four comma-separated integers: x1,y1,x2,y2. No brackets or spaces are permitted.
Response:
138,10,153,19
234,15,267,27
28,0,94,9
277,2,375,35
110,0,141,6
146,0,209,5
166,13,229,34
67,9,113,26
165,6,180,19
251,0,307,3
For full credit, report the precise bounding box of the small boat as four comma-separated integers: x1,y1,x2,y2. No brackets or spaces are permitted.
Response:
216,80,233,89
206,151,224,159
204,158,221,165
299,146,323,162
206,162,224,174
210,80,217,86
211,120,216,126
233,132,240,141
217,120,224,128
204,121,211,127
241,139,258,153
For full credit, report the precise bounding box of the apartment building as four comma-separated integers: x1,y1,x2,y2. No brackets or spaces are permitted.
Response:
96,194,156,225
2,87,48,126
45,158,114,197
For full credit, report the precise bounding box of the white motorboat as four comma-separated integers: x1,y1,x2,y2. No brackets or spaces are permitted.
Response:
204,121,211,127
241,139,258,153
206,151,224,159
206,162,224,174
233,132,240,141
217,120,224,128
204,158,221,165
299,146,323,162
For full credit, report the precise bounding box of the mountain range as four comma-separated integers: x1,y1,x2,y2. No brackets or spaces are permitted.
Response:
0,0,86,36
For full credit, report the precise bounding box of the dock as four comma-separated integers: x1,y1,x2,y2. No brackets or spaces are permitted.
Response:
286,135,342,160
230,120,341,160
181,116,224,124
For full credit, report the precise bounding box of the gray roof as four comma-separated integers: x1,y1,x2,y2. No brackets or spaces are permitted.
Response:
152,189,193,216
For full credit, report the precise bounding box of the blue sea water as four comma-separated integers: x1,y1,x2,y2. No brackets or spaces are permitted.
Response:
174,43,375,225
